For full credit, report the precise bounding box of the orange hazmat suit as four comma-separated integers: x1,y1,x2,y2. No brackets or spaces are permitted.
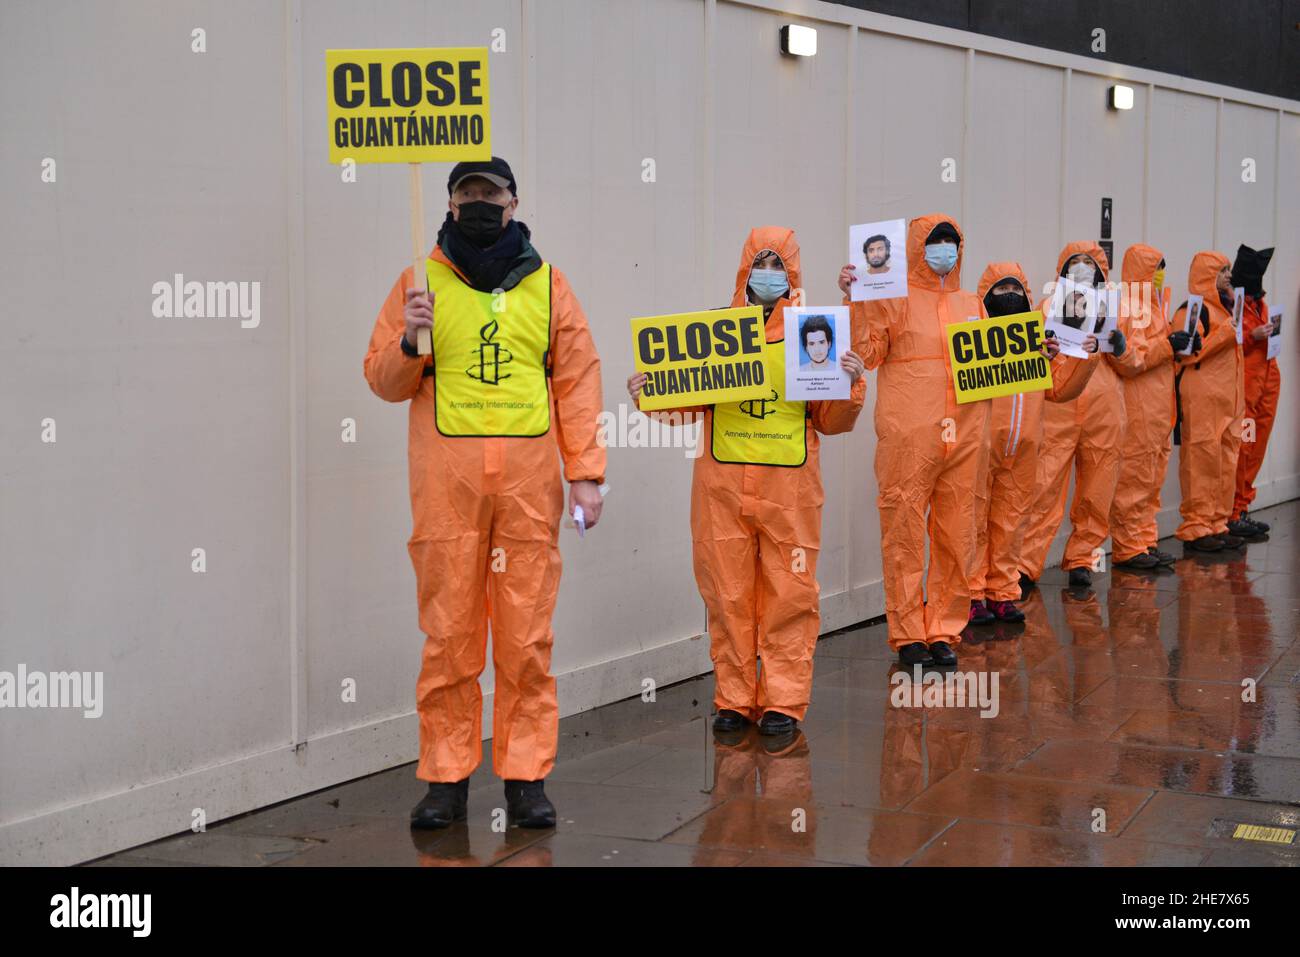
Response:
1109,244,1177,562
1173,251,1243,540
1233,292,1280,515
364,242,606,784
850,214,990,650
1019,242,1141,578
644,227,864,722
970,262,1098,603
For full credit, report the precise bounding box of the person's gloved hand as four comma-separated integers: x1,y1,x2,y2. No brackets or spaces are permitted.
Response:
1109,329,1126,357
1168,329,1192,353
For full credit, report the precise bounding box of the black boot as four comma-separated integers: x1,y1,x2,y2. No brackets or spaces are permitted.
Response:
1115,551,1160,569
1018,572,1037,601
712,709,747,733
898,641,934,667
410,779,469,830
1226,516,1264,539
1186,535,1223,552
1148,546,1177,566
504,779,557,829
1068,567,1092,588
1240,510,1270,533
1218,533,1245,549
758,711,798,736
928,641,958,667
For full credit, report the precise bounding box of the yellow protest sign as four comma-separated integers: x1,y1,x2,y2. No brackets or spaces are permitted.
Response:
326,48,491,163
632,307,772,411
946,311,1053,404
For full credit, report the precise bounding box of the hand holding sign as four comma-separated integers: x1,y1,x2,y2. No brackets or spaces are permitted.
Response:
403,287,434,350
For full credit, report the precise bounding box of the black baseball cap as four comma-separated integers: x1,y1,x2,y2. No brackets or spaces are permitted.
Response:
448,156,517,196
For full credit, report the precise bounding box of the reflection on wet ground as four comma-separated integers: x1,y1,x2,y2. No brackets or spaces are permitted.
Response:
89,502,1300,866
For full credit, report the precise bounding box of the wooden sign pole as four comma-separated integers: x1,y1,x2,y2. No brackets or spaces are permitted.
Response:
409,162,432,355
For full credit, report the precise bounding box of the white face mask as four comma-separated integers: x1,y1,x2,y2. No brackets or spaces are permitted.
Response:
1067,262,1097,286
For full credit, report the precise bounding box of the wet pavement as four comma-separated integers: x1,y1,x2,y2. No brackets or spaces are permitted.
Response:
88,501,1300,867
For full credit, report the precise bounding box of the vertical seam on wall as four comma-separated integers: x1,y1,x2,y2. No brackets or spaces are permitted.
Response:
522,0,538,229
843,23,857,601
1212,97,1223,248
961,48,973,228
1272,109,1282,281
1058,68,1070,250
283,0,308,748
700,0,716,637
1142,83,1153,243
701,0,716,297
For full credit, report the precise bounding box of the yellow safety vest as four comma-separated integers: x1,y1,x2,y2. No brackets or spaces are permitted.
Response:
427,258,552,437
711,339,808,467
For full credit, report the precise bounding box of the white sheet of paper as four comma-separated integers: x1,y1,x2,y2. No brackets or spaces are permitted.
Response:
1180,294,1204,356
1044,278,1095,359
848,219,908,302
1232,287,1245,345
1094,284,1119,353
784,306,851,400
1267,306,1282,361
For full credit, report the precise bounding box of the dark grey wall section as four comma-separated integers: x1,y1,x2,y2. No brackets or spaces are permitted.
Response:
829,0,1300,100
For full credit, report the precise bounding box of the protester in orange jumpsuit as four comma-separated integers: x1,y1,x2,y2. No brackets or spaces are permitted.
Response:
1018,242,1135,591
1109,244,1197,569
1229,244,1279,537
840,214,988,667
1173,251,1246,551
365,158,606,830
968,262,1098,625
628,227,865,736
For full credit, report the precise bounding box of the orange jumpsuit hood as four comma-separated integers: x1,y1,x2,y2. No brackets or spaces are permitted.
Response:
977,261,1032,303
1054,240,1110,281
730,226,802,337
1121,243,1163,285
908,213,966,291
1188,250,1231,302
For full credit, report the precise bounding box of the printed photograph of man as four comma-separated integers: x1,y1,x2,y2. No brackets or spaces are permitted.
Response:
800,314,837,371
864,234,891,275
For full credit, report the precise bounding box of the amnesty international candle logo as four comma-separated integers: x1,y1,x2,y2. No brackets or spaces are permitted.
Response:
740,389,779,419
467,318,513,385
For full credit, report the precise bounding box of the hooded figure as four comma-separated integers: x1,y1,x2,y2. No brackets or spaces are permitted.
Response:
846,214,991,667
634,227,865,734
969,262,1098,621
1018,241,1139,588
1109,244,1185,568
1173,250,1245,548
364,163,606,829
1230,244,1279,530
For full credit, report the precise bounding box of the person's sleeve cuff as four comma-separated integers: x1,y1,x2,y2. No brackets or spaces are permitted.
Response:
399,333,419,358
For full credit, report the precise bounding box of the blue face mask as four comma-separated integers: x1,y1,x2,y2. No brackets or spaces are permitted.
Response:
748,269,789,302
925,243,958,275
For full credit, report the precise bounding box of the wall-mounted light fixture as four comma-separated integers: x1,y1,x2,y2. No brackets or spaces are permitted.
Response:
780,24,817,57
1108,84,1134,111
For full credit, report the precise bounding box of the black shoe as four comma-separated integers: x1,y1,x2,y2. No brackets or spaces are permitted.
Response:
1186,535,1223,552
928,641,958,667
1148,546,1177,566
1018,572,1037,601
1068,567,1092,588
410,779,469,829
985,599,1026,623
1240,510,1270,533
1222,514,1263,538
1218,533,1245,549
1115,551,1161,570
758,711,798,736
712,709,747,733
504,779,557,829
898,642,934,667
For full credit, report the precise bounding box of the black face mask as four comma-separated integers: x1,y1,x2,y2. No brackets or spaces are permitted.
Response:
986,291,1029,318
454,200,507,248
